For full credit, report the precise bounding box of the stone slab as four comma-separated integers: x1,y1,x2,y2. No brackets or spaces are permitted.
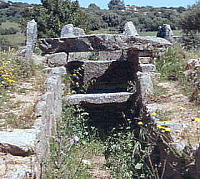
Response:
66,60,135,93
39,34,171,54
139,64,156,73
65,92,133,105
0,129,38,156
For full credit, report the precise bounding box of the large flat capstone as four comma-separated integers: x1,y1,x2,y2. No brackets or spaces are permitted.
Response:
39,34,171,54
65,92,133,105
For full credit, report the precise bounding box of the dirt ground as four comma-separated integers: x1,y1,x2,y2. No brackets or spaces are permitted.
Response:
150,81,200,148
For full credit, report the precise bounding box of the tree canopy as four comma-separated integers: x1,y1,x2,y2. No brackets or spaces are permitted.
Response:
22,0,88,38
180,3,200,34
108,0,125,10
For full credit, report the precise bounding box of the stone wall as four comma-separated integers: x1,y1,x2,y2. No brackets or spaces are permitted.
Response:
33,67,66,178
38,33,173,177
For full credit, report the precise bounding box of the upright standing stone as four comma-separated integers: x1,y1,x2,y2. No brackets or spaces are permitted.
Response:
25,19,37,58
123,21,139,36
61,24,75,38
61,24,85,38
157,24,173,42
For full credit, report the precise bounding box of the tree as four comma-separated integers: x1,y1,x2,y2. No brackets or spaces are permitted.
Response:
21,0,88,38
88,3,100,10
180,3,200,34
108,0,125,10
180,2,200,48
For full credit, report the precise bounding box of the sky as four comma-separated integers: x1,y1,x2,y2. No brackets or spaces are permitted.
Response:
11,0,198,9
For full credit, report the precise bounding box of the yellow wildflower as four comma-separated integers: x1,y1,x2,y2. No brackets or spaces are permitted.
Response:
165,128,171,132
137,121,143,125
12,158,21,162
175,130,183,133
152,112,157,116
194,118,200,122
2,74,10,77
179,107,185,110
7,79,15,83
156,125,165,129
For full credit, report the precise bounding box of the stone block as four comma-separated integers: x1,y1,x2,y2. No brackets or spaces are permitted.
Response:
123,21,138,36
66,60,135,93
25,19,37,58
136,72,154,102
46,52,67,67
39,34,171,54
139,57,152,64
139,64,156,73
65,92,133,105
61,24,85,38
0,129,38,156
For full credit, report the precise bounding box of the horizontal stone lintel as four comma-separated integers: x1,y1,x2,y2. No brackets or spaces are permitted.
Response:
39,34,171,54
64,92,133,105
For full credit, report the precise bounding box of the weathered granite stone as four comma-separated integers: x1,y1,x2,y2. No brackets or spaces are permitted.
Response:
61,24,75,38
74,27,85,36
25,19,37,58
123,21,139,36
34,66,65,178
61,24,85,37
65,92,133,105
98,50,123,61
32,54,46,65
68,51,123,61
35,100,46,117
139,57,152,64
68,52,91,61
39,34,171,54
157,24,173,42
139,64,156,73
46,52,68,67
0,129,38,156
66,60,135,93
50,66,67,75
136,72,154,102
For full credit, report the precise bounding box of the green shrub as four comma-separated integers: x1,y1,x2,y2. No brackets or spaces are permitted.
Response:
156,46,186,80
0,27,19,35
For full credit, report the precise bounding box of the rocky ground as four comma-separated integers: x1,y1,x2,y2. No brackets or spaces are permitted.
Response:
150,80,200,149
87,155,110,179
0,71,44,178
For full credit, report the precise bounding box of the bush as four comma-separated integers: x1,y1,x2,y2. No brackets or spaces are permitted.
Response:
180,2,200,49
156,46,186,80
0,50,37,89
21,0,89,38
0,27,19,35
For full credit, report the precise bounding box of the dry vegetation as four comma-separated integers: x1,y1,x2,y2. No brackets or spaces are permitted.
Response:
0,50,44,129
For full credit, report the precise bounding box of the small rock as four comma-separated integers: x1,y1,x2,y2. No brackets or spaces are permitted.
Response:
82,159,91,166
0,129,38,156
61,24,85,38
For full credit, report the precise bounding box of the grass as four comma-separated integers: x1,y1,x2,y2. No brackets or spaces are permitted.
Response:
0,21,21,30
0,34,25,49
0,21,25,50
87,29,115,34
0,50,44,129
139,30,183,36
44,104,106,178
